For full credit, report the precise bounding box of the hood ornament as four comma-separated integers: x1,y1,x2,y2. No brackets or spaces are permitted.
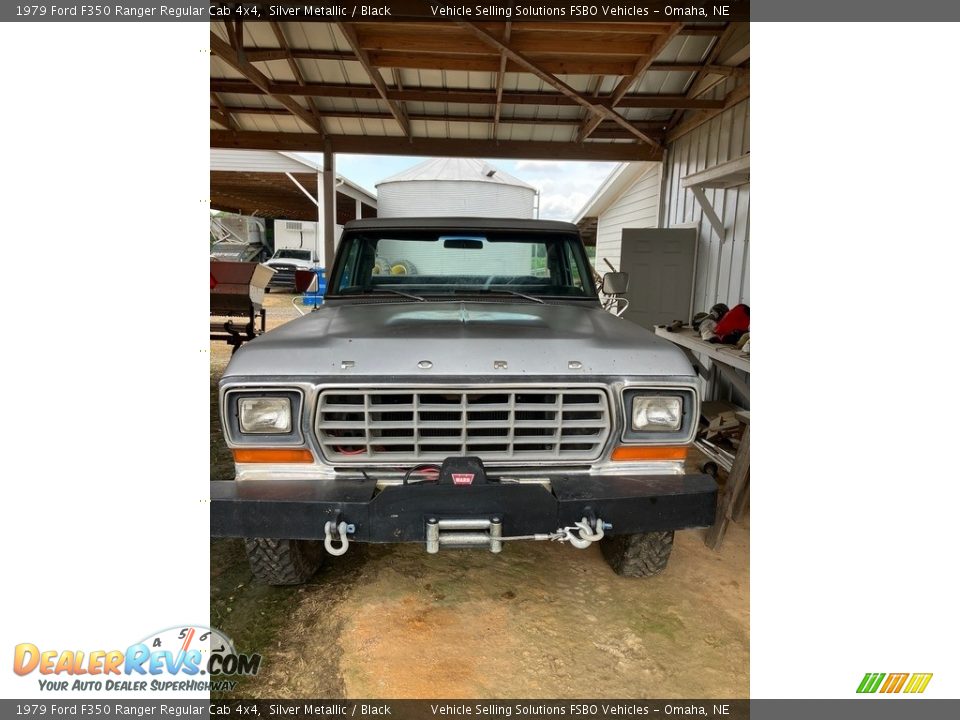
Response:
494,360,508,370
417,360,433,369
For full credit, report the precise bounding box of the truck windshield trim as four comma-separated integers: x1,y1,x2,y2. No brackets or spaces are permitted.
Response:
327,230,598,300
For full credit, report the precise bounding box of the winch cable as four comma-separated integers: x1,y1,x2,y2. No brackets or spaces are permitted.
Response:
491,518,608,547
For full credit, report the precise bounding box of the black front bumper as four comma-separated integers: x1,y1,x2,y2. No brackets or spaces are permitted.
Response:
211,474,717,542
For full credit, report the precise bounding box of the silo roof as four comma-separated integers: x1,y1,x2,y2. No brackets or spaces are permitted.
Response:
376,158,535,190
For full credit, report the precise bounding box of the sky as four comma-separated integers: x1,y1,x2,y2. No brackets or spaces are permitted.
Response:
298,153,619,222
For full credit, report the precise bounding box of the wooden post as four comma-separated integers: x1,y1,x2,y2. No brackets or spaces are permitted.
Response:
704,423,750,550
322,145,335,269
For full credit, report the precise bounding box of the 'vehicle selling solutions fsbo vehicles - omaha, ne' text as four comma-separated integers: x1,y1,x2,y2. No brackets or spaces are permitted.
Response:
211,218,717,584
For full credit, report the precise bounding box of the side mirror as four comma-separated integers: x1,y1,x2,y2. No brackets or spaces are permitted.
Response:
602,272,629,296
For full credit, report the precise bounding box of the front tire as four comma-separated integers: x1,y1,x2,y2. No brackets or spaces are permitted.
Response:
600,531,674,577
244,538,324,585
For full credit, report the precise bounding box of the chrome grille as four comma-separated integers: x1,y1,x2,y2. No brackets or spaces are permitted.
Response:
316,388,611,464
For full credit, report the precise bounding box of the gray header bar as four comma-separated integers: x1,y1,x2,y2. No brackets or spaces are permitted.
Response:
4,1,754,22
3,0,960,22
3,700,960,719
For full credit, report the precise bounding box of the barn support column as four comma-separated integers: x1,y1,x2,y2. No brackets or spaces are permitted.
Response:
323,145,336,269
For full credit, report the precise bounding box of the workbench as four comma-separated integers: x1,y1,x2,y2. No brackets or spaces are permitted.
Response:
654,326,750,550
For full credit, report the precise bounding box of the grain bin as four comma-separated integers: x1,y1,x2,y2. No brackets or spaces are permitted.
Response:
376,158,536,219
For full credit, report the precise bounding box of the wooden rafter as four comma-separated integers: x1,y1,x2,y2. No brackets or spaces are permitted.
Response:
576,23,682,143
239,47,738,76
666,23,744,133
492,22,511,140
211,78,726,110
666,81,749,143
457,22,659,148
212,130,663,162
210,104,668,139
210,92,235,131
336,22,410,137
210,31,325,136
268,21,326,133
390,67,409,132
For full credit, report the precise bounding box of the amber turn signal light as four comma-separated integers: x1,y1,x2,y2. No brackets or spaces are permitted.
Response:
611,446,688,462
232,448,314,463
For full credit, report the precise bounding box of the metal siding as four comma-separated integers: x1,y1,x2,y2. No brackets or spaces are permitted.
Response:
210,149,316,173
664,102,750,315
594,166,662,271
662,97,750,404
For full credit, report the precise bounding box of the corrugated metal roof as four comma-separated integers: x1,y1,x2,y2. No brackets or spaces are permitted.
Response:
210,21,749,161
377,158,535,189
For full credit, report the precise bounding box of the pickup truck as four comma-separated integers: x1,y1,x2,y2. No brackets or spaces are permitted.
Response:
263,248,319,291
211,218,716,584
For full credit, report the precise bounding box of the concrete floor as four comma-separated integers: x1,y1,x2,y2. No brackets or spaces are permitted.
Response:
210,293,749,699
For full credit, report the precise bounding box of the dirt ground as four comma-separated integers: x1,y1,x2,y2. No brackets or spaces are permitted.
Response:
210,293,749,698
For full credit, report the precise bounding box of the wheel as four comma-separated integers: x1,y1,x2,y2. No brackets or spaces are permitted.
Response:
600,531,674,577
243,538,324,585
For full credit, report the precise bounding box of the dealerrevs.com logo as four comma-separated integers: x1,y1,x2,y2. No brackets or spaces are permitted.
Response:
13,625,260,693
857,672,933,694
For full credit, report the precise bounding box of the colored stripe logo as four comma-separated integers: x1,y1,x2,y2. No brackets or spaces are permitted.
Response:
857,672,932,694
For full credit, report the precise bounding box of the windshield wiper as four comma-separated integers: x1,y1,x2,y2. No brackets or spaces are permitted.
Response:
364,288,425,302
480,289,545,304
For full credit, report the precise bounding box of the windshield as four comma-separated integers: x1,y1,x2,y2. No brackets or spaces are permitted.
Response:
273,249,312,260
327,230,596,300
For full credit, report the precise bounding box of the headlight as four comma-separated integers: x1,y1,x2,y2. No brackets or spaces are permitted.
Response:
238,397,292,434
632,396,682,432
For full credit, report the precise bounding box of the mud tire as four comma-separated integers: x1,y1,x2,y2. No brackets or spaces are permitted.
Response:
244,538,324,585
600,531,674,577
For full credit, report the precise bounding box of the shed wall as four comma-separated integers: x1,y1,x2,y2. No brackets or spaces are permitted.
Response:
661,85,749,404
662,93,750,313
594,165,662,271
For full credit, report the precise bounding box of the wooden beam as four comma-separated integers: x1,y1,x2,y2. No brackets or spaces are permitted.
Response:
210,92,235,131
211,130,664,162
690,187,725,239
353,26,655,57
242,46,738,77
210,110,230,129
577,23,682,143
269,22,304,85
213,104,668,132
665,22,744,133
492,22,510,141
666,81,749,143
457,22,659,148
366,51,639,75
245,48,354,63
704,423,749,550
680,24,727,36
336,22,410,137
269,22,326,133
651,62,738,75
210,78,726,110
682,154,750,189
210,31,325,136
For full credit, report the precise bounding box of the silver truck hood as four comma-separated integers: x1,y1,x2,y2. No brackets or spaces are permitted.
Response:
224,300,695,378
